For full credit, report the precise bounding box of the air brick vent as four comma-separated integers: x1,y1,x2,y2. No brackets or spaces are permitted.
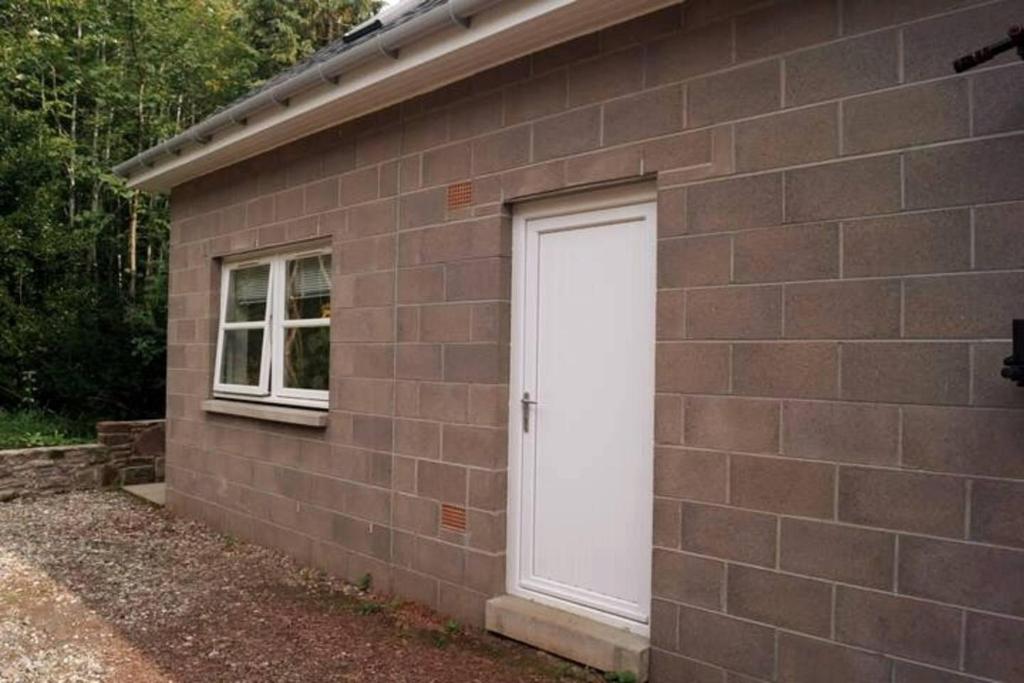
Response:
440,503,467,532
447,181,473,210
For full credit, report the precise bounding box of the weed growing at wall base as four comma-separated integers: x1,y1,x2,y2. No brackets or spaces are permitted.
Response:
0,409,93,449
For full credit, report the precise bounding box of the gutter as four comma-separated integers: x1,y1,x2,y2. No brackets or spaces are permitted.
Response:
112,0,500,180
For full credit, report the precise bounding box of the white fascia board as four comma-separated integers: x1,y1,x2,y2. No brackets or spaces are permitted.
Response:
127,0,680,192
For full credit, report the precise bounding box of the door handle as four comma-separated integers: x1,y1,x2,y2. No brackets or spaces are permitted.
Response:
521,391,538,433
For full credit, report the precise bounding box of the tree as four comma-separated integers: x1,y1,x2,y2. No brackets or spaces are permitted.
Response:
0,0,379,420
235,0,381,81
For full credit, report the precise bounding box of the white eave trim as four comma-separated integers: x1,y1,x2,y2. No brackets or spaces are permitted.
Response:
120,0,680,191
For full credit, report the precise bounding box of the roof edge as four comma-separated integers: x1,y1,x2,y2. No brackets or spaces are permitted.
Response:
117,0,681,191
113,0,492,181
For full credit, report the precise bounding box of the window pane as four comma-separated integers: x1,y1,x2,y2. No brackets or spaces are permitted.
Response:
286,255,331,320
226,265,270,322
220,329,265,386
283,326,330,391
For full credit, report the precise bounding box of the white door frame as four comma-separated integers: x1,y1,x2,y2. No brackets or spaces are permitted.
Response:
506,183,657,637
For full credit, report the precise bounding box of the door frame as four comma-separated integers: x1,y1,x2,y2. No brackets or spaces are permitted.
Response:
506,182,657,637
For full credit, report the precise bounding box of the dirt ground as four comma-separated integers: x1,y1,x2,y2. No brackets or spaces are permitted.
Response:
0,491,603,683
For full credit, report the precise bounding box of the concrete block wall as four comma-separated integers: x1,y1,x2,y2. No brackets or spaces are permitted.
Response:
166,0,1024,680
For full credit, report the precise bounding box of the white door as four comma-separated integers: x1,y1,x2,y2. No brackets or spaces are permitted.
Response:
508,188,656,635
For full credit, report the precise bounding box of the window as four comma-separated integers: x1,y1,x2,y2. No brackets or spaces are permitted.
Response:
214,249,331,409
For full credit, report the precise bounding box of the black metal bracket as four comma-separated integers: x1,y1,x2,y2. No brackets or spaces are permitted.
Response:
1002,319,1024,387
953,24,1024,73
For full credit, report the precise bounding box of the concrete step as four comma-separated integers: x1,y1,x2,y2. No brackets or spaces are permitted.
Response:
122,482,166,507
485,594,649,681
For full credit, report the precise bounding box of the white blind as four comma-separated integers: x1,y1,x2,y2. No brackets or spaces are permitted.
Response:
289,255,331,298
233,265,269,304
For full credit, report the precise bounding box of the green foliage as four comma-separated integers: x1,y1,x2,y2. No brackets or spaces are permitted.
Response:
356,600,385,615
0,408,93,449
603,672,638,683
235,0,382,81
428,619,463,648
0,0,379,422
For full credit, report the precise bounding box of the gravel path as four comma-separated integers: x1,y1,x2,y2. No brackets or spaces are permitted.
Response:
0,492,600,683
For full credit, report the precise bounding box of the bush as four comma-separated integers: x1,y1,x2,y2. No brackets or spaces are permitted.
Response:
0,408,94,449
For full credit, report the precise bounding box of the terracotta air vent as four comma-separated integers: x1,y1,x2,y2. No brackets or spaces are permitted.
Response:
447,181,473,210
440,503,468,532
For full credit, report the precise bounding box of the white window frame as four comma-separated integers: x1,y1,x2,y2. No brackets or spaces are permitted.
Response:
213,247,331,410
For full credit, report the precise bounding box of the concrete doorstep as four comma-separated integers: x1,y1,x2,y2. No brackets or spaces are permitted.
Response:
122,482,166,507
485,595,650,681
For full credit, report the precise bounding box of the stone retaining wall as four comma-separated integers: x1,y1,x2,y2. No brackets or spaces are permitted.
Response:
96,419,166,485
0,419,165,501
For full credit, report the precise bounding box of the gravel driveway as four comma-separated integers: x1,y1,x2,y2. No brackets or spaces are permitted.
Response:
0,492,600,682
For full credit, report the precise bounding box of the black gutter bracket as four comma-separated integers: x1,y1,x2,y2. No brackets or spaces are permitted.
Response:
1002,320,1024,387
953,24,1023,72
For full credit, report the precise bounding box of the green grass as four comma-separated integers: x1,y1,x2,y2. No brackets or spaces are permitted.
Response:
0,409,94,449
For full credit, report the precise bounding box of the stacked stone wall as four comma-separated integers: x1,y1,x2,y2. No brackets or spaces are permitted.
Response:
0,419,165,501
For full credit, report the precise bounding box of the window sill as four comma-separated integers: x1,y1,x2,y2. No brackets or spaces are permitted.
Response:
202,399,328,428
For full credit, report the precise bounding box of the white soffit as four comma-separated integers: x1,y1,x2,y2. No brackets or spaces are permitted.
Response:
127,0,681,191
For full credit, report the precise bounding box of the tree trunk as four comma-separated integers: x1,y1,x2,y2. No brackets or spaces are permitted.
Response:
67,20,82,230
128,191,139,299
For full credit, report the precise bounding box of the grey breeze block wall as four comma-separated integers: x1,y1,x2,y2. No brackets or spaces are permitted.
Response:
165,1,1024,681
